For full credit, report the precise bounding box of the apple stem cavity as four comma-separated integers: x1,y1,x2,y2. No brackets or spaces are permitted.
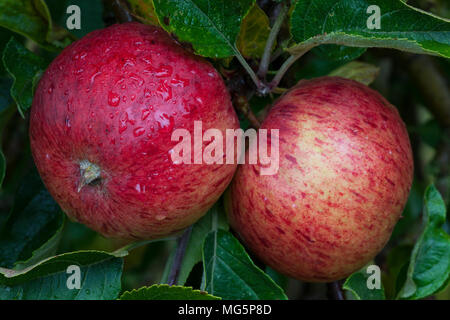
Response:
78,159,101,192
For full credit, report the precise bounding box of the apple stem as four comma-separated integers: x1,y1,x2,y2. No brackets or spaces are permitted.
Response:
78,160,101,192
234,52,268,94
110,0,134,23
327,281,345,300
257,2,289,79
167,225,193,286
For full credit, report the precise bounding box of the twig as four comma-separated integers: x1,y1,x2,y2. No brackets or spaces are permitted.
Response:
327,281,345,300
234,52,268,94
233,94,261,129
268,45,313,90
110,0,134,23
112,236,176,257
406,54,450,127
257,2,288,79
167,226,193,286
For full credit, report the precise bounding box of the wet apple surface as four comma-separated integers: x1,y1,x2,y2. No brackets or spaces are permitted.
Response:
30,22,239,240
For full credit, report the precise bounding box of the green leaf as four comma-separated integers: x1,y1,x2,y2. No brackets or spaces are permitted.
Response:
2,37,48,117
0,170,65,270
289,0,450,60
384,244,413,299
128,0,161,26
202,229,287,300
398,184,450,299
152,0,255,58
237,4,272,59
162,202,229,285
265,266,288,290
391,181,423,240
328,61,380,85
0,250,123,300
120,284,220,300
343,265,386,300
0,0,72,50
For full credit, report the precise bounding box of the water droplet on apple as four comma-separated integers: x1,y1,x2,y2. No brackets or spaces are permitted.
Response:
89,71,102,86
141,109,151,121
156,80,172,101
108,92,120,107
155,64,173,78
170,75,189,87
133,127,145,137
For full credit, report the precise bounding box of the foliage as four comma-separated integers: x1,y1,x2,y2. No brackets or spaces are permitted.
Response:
0,0,448,300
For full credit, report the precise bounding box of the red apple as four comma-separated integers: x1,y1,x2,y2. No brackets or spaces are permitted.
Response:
30,22,239,240
227,76,413,282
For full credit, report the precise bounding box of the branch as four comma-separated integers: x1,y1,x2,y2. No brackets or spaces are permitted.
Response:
327,281,345,300
109,0,134,23
167,226,193,286
268,45,314,90
112,236,176,257
257,2,289,79
233,94,261,129
406,55,450,127
234,52,268,94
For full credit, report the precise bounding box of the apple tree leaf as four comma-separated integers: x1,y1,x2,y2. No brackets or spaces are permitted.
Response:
398,184,450,300
237,3,273,59
343,265,386,300
127,0,161,26
152,0,255,58
120,284,220,300
391,182,424,240
0,170,65,270
289,0,450,61
202,229,288,300
0,250,123,300
161,202,229,285
2,38,48,117
0,0,72,51
328,61,380,85
384,244,413,299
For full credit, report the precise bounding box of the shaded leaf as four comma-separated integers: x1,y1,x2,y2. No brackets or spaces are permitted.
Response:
161,202,229,285
289,0,450,60
343,265,385,300
120,284,220,300
0,250,123,300
237,4,272,59
0,149,5,188
328,61,380,85
128,0,161,26
398,184,450,299
0,0,72,50
391,181,423,240
2,37,48,117
384,244,413,299
152,0,255,58
0,170,64,270
202,229,287,300
265,266,288,290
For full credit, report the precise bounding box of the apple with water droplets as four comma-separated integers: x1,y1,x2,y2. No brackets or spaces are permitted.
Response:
30,22,239,239
226,77,413,282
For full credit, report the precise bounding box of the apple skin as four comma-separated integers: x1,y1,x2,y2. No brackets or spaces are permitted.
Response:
226,76,413,282
30,22,239,240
